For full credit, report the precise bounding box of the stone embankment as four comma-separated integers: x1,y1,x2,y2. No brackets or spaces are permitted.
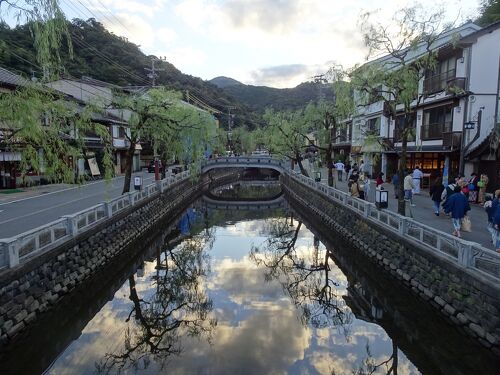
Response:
282,174,500,356
0,170,238,344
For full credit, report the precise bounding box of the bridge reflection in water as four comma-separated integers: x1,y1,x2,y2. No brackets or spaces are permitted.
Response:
0,182,498,375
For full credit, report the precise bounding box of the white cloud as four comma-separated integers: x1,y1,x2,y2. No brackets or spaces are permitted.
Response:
160,46,207,68
102,12,156,48
157,27,178,45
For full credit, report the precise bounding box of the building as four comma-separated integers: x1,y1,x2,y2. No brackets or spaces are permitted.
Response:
351,21,500,190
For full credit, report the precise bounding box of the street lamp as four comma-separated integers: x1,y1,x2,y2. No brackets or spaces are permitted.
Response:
375,187,388,209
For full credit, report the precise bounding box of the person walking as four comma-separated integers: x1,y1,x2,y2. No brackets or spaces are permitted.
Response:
429,176,445,216
492,191,500,252
444,185,471,238
335,160,345,182
391,171,399,199
376,172,384,188
478,174,489,205
412,166,423,194
350,176,361,198
467,173,479,203
485,191,499,245
404,170,415,206
359,173,370,201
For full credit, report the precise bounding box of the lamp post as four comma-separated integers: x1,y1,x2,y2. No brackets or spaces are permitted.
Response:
375,186,388,209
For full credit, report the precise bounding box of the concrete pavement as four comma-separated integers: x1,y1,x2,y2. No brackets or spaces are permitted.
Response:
0,172,157,238
317,167,494,250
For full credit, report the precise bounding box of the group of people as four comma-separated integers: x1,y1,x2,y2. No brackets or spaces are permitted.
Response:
428,174,499,250
344,162,371,200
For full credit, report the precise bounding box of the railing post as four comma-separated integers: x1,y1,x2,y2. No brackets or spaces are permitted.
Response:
364,203,371,218
458,242,473,268
157,180,163,193
398,217,408,235
62,215,78,236
104,202,113,218
129,191,136,205
2,239,20,268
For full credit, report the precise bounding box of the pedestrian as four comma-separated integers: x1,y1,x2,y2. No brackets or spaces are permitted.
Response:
345,162,351,177
442,177,459,213
352,162,359,172
444,185,471,238
491,190,500,252
429,176,445,216
350,176,361,198
478,174,489,205
404,170,416,206
412,166,423,194
484,191,499,245
376,172,384,187
391,171,399,199
334,160,345,182
359,173,369,201
467,173,479,203
360,160,365,174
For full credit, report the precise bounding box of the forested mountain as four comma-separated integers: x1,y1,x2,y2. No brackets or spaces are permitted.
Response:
210,77,334,112
0,19,262,129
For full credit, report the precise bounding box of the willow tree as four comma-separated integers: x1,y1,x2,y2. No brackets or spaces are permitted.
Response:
109,88,218,194
262,108,311,176
303,70,354,187
0,0,71,77
0,82,112,184
351,6,448,215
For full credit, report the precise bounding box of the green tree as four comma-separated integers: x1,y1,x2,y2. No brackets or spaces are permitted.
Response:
262,108,311,176
0,82,111,184
106,88,218,194
351,7,447,215
476,0,500,26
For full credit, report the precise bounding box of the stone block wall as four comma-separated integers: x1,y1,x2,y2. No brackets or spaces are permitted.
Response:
282,174,500,356
0,170,238,344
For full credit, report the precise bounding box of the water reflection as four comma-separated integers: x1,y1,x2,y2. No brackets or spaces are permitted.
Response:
95,211,216,374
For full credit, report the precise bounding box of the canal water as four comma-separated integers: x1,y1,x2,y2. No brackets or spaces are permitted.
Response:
1,188,499,374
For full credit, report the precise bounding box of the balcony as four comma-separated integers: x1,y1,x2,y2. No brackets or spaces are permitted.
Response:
445,77,467,96
421,122,452,141
442,131,462,149
423,69,456,95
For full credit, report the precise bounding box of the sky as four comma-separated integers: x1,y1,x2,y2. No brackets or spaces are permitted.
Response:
39,1,485,88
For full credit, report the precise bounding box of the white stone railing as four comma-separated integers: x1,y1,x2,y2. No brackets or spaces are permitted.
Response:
201,156,286,172
284,169,500,282
0,170,192,270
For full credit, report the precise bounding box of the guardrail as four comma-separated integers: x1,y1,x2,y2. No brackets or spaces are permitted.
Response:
0,169,192,270
284,169,500,282
201,156,286,172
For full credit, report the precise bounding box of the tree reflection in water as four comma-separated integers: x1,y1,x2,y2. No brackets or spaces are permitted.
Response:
95,229,216,374
250,216,353,334
251,216,401,375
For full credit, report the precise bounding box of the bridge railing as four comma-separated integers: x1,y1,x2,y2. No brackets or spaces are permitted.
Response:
0,170,192,270
285,169,500,282
201,156,287,171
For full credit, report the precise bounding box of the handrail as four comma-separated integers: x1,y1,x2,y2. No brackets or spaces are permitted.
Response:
0,170,192,270
283,169,500,282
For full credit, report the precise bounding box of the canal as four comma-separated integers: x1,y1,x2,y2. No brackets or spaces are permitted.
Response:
0,183,498,374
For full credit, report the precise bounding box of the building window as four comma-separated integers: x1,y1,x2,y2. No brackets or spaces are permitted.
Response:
421,104,453,140
423,57,457,94
365,117,380,136
394,114,416,142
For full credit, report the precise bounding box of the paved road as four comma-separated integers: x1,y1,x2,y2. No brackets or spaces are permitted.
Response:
0,172,156,238
316,167,494,250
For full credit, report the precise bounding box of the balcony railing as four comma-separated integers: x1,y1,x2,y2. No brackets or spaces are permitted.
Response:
393,128,416,142
421,122,452,140
423,69,456,95
442,131,462,149
445,77,467,95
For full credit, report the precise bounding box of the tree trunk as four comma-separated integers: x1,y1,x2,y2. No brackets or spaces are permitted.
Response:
121,143,135,194
397,119,409,215
294,152,309,177
326,145,334,187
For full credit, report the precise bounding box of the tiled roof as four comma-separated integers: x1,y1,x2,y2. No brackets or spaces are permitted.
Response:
0,67,29,87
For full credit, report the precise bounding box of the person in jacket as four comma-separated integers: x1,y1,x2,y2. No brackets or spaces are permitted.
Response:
350,178,361,198
429,176,445,216
376,173,384,187
391,171,399,199
478,174,489,205
404,170,415,206
444,185,471,238
467,172,479,203
488,190,500,251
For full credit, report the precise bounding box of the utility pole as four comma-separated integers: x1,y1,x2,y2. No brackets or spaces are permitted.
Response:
227,106,236,152
144,56,166,87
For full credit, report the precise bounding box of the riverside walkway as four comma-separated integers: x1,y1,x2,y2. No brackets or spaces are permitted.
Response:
318,168,493,249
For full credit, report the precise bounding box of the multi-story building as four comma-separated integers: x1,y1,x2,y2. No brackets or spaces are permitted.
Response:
350,21,500,190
